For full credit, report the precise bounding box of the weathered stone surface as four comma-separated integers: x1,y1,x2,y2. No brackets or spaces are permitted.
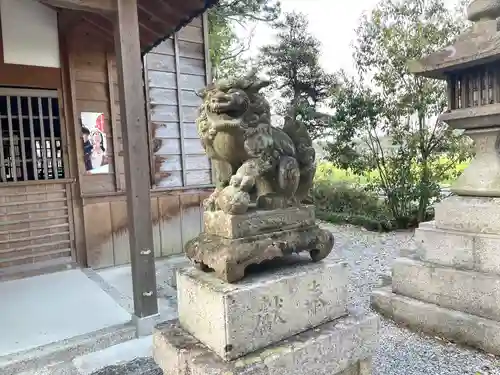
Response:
203,205,316,239
467,0,500,22
434,195,500,234
190,71,335,282
409,0,500,79
184,220,334,283
159,255,191,289
197,70,317,215
153,314,379,375
408,23,500,79
372,287,500,356
392,257,500,322
177,259,348,361
449,128,500,196
415,221,500,275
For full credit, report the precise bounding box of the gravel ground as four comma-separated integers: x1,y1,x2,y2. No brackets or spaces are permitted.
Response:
325,223,500,375
90,358,161,375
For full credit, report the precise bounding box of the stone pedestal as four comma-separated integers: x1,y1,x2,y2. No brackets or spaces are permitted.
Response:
154,258,380,375
184,206,334,283
372,196,500,355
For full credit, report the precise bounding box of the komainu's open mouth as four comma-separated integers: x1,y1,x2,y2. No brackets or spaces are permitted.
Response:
208,90,249,116
209,93,233,113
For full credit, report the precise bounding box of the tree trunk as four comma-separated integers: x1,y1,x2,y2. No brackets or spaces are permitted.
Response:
417,160,430,223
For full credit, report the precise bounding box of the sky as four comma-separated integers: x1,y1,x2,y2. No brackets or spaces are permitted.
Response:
235,0,462,129
234,0,383,121
237,0,462,75
243,0,380,75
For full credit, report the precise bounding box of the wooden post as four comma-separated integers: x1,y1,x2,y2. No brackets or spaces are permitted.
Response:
114,0,158,326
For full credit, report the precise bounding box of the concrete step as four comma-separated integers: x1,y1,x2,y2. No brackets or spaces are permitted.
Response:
72,335,153,375
0,323,135,375
16,360,79,375
19,357,161,375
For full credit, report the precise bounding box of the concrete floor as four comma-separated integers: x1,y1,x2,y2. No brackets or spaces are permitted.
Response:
0,269,131,357
95,257,184,322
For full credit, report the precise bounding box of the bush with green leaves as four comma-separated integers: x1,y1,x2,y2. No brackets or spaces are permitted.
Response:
311,177,394,232
312,162,437,231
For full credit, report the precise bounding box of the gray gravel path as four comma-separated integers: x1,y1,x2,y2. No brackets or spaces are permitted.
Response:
324,223,500,375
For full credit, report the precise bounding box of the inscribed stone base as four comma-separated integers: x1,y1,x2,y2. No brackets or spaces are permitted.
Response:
203,205,316,239
434,196,500,234
372,287,500,355
415,221,500,275
184,222,334,283
391,257,500,322
153,314,379,375
177,258,348,361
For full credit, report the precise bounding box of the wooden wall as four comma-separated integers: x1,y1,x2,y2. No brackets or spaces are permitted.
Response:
82,189,210,268
64,15,213,269
68,22,117,195
145,17,213,188
0,182,73,269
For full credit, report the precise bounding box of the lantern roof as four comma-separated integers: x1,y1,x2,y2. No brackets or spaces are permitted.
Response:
408,0,500,79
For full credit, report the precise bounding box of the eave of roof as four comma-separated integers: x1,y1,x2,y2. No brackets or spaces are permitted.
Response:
142,0,218,55
408,21,500,79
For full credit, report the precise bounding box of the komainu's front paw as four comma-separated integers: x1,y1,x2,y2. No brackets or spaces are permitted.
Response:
230,175,242,187
229,174,254,193
216,186,250,214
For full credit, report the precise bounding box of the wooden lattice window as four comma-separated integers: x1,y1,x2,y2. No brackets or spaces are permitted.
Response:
0,88,64,182
447,63,500,110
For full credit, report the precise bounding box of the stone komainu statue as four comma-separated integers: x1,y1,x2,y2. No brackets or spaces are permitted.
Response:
186,70,333,283
196,70,316,214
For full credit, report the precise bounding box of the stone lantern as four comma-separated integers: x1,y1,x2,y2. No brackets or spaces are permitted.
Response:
410,0,500,196
372,0,500,355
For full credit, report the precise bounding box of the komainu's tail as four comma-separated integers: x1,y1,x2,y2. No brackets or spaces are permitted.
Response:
282,112,316,201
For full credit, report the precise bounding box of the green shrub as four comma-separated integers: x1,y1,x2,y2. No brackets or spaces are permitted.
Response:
314,159,470,186
312,160,458,230
311,179,436,231
311,180,393,232
315,161,375,185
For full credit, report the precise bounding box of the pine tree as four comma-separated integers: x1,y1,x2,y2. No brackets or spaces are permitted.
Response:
259,12,335,138
208,0,281,79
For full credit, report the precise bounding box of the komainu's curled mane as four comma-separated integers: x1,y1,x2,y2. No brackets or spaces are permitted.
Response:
196,70,316,214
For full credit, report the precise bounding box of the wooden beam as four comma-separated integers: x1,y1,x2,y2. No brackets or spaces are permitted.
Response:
92,13,154,49
81,15,115,45
57,9,84,33
39,0,116,13
114,0,158,319
139,0,181,24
